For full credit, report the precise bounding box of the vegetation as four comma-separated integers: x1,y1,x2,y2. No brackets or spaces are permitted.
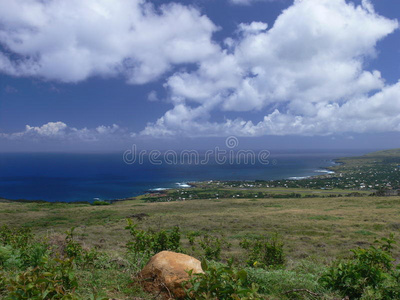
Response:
141,187,370,203
125,219,182,265
321,235,400,299
1,193,399,299
240,234,285,268
0,224,148,299
185,260,260,300
91,201,111,206
0,225,88,299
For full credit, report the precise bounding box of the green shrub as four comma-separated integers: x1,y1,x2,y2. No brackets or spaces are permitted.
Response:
186,231,201,252
185,232,230,261
92,201,110,206
320,235,400,299
125,219,182,259
0,227,48,269
64,228,101,268
240,234,285,268
0,225,117,299
0,245,21,268
185,260,261,300
0,225,33,249
198,233,224,261
65,228,84,259
6,257,79,300
21,243,49,268
153,225,181,253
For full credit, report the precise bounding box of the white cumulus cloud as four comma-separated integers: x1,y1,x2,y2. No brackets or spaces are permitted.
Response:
1,122,130,142
142,0,400,137
238,22,268,34
0,0,218,84
229,0,281,5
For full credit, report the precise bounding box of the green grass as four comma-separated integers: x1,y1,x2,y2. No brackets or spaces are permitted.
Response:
1,194,399,261
308,215,343,221
354,230,374,236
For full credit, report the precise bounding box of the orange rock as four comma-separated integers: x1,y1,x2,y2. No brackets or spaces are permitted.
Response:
138,251,203,299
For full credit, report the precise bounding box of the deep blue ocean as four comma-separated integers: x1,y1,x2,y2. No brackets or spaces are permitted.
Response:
0,150,367,202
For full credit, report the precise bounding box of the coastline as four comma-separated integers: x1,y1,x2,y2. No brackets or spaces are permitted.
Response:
0,157,346,204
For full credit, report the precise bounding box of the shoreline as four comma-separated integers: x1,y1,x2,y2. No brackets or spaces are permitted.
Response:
0,159,343,204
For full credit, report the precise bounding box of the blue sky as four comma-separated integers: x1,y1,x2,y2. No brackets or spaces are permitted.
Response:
0,0,399,151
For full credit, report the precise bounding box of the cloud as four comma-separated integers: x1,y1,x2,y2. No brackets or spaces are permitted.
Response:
142,0,400,137
1,0,399,138
25,122,68,137
141,80,400,137
147,90,159,102
229,0,281,5
1,122,131,142
238,22,268,34
249,81,400,135
0,0,218,84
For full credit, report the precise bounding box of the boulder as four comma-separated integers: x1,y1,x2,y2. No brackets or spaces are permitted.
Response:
138,251,203,299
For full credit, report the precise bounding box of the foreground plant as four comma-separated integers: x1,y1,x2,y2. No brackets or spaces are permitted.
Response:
6,258,79,300
320,234,400,299
184,259,261,300
240,233,285,269
125,219,182,262
0,225,111,300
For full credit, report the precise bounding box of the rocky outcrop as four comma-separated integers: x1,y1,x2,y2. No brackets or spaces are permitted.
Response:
138,251,203,299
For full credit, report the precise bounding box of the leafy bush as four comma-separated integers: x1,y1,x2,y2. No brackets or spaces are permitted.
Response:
0,227,48,269
240,234,285,268
125,219,182,260
0,225,33,249
0,225,111,299
65,228,84,259
320,235,400,299
198,233,225,261
185,232,230,260
0,225,81,300
0,245,21,269
6,257,79,300
185,259,261,300
186,231,201,252
64,228,100,268
92,201,110,206
22,243,49,268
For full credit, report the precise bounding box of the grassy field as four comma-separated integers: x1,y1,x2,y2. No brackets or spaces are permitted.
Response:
1,194,399,261
1,192,400,299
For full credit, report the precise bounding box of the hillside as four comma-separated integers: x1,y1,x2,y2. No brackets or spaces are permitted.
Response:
1,192,400,299
363,148,400,157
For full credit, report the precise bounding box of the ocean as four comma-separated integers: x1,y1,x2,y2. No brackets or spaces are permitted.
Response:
0,150,366,202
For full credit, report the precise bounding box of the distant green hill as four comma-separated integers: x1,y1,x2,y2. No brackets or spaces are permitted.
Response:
363,148,400,157
334,148,400,170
